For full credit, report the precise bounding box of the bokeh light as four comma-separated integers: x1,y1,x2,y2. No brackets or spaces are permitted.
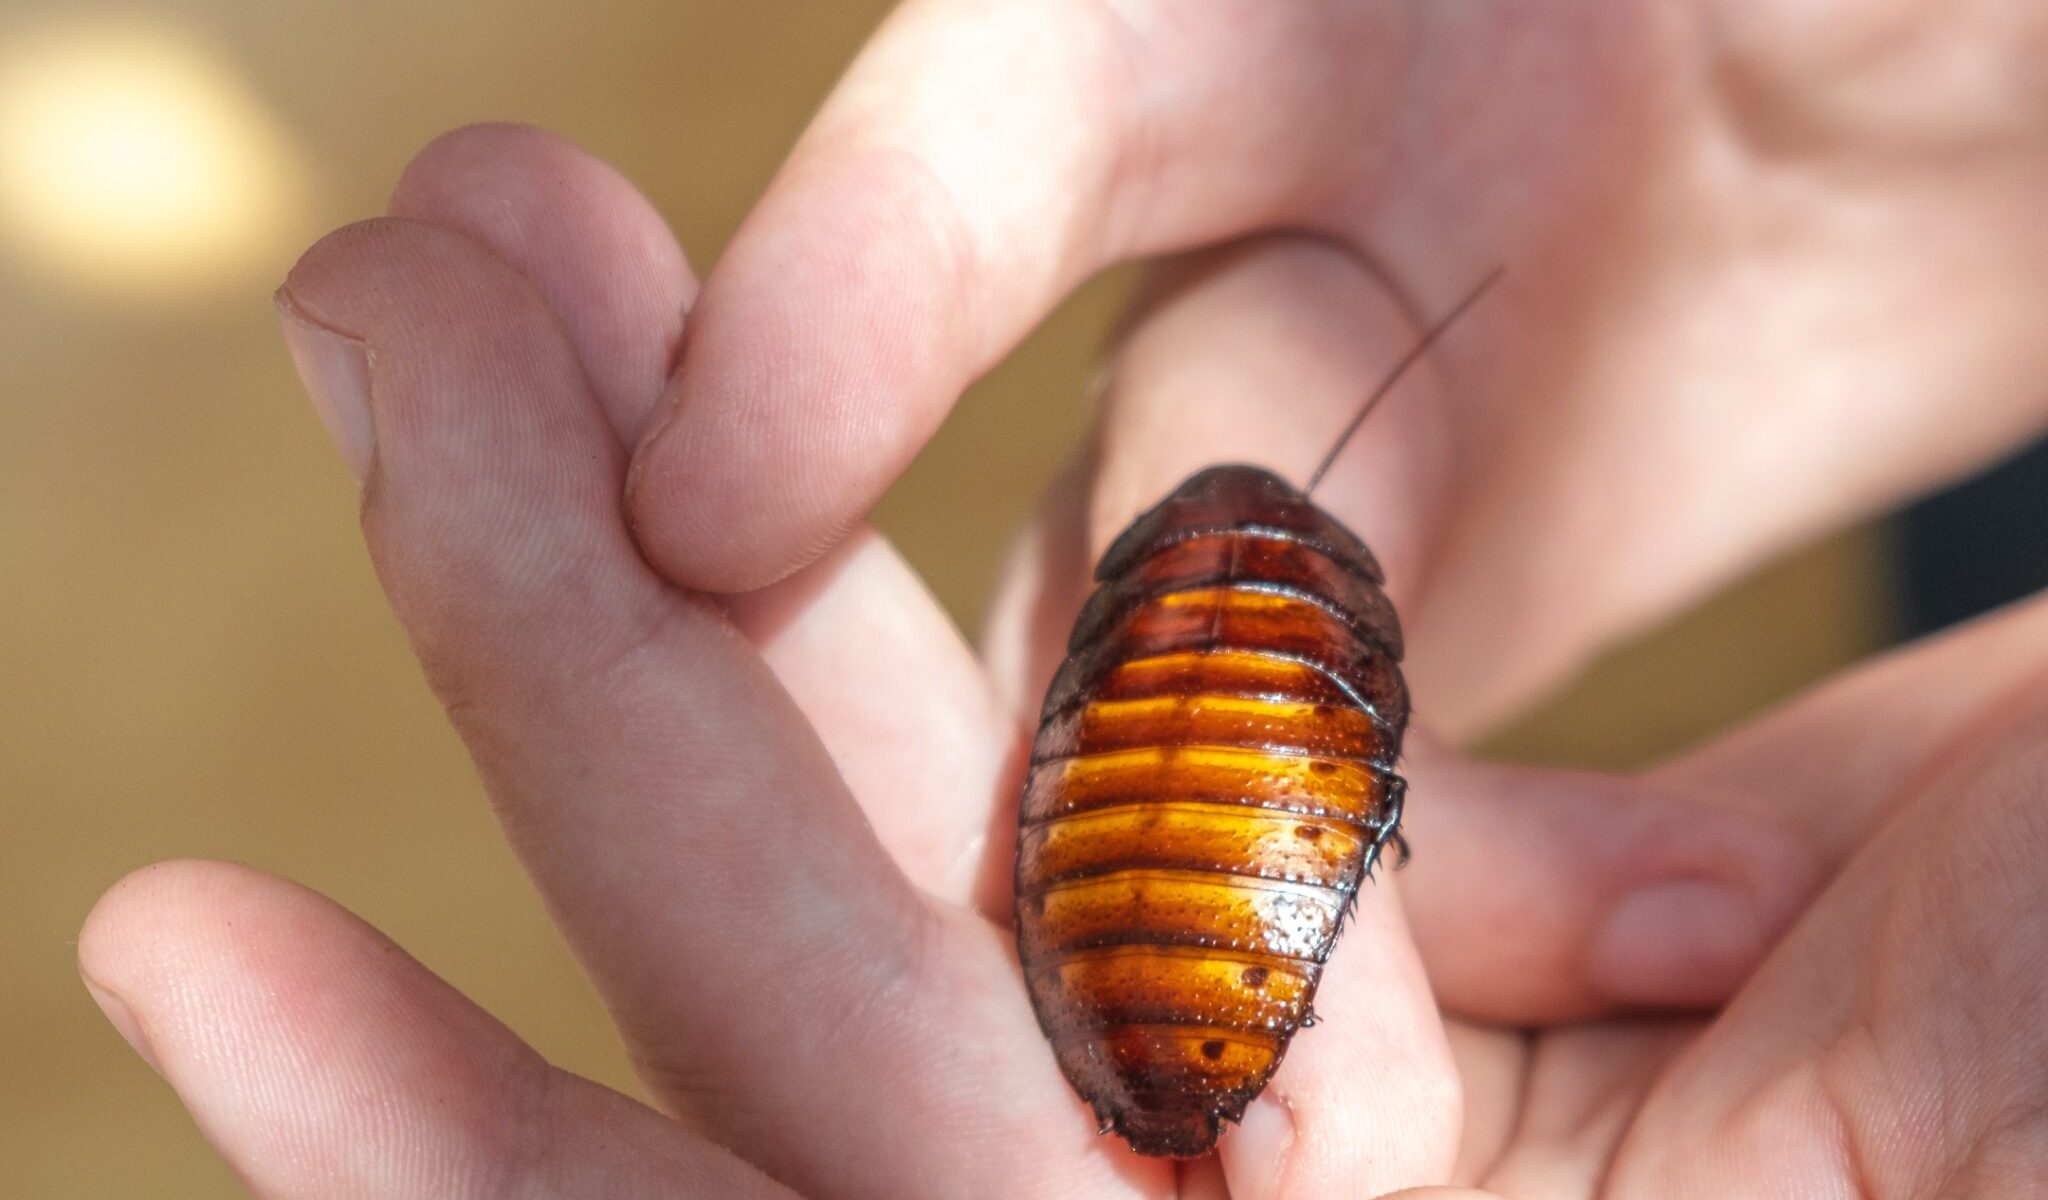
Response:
0,21,302,292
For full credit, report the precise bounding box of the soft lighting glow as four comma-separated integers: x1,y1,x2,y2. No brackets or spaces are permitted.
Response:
0,23,302,291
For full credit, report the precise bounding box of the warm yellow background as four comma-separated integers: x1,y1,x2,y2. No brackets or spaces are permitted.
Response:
0,3,1891,1196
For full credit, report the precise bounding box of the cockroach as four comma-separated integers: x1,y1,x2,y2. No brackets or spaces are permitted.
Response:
1013,268,1502,1158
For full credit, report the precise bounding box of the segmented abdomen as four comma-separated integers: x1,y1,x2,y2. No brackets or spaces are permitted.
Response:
1014,464,1409,1159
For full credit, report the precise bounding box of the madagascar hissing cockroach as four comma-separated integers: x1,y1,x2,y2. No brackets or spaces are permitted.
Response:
1013,268,1502,1158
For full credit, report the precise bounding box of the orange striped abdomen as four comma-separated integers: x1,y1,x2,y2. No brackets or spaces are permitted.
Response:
1014,464,1408,1158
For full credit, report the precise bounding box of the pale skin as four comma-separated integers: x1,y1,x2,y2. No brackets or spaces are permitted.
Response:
80,2,2048,1196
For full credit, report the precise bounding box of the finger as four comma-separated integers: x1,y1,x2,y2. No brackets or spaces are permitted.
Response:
1475,1020,1696,1199
78,861,792,1199
1609,687,2048,1198
1440,1019,1530,1186
629,0,1414,591
276,221,1147,1200
981,440,1098,725
383,119,732,831
384,122,1015,907
723,528,1023,905
1218,881,1463,1200
1400,743,1821,1021
1656,589,2048,863
388,121,694,439
275,219,926,1184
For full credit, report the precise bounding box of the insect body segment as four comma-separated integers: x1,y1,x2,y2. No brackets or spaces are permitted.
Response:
1014,464,1410,1158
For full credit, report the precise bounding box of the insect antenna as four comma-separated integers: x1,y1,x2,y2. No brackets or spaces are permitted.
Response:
1303,265,1505,496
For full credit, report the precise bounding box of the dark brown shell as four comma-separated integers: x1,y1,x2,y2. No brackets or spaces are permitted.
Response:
1014,464,1409,1158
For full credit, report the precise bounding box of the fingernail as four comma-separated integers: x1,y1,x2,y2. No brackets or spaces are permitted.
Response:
275,290,375,481
1589,879,1767,1007
1222,1094,1294,1200
83,975,161,1075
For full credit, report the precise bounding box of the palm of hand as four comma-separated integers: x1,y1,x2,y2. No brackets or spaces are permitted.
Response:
81,3,2048,1198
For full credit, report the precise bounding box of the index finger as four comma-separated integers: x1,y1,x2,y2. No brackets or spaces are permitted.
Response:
627,0,1410,591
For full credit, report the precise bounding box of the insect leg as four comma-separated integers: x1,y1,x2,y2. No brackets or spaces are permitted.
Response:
1365,774,1408,877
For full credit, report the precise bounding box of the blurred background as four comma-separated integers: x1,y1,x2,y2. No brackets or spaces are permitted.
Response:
3,2,2043,1195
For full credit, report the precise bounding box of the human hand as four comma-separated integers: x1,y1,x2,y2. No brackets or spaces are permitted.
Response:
82,2,2048,1197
